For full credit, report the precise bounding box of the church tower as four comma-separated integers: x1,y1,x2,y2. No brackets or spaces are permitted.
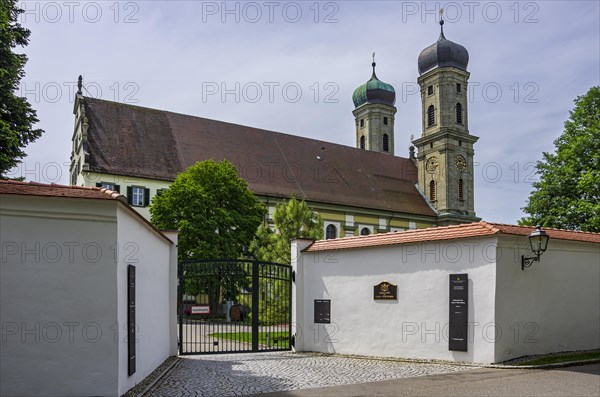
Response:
412,18,479,225
352,56,396,155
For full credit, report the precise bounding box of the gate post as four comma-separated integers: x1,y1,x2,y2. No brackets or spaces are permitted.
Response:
290,239,315,353
251,260,259,352
178,261,183,355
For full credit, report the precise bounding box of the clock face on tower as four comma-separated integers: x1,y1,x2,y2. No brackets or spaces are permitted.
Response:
456,155,466,172
426,157,438,173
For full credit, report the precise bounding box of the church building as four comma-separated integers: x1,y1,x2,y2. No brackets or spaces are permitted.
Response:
69,21,478,237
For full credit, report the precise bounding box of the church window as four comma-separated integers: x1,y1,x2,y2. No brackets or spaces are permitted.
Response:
127,186,150,207
326,224,337,240
383,116,388,125
360,227,371,236
383,134,389,152
456,103,463,124
360,119,364,128
459,179,464,201
96,182,120,193
429,180,436,201
456,83,461,93
427,85,433,95
427,105,435,127
360,135,365,150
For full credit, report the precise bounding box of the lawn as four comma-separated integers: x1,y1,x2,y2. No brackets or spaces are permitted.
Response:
516,351,600,366
208,331,289,348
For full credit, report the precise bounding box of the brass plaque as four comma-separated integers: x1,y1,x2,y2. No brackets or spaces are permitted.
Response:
374,281,397,300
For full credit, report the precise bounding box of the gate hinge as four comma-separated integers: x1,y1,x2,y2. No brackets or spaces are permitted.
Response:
291,334,295,347
291,271,296,282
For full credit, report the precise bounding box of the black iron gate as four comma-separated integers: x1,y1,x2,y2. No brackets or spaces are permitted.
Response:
178,259,292,354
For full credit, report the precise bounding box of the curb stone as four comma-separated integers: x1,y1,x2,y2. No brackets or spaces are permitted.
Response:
486,358,600,370
137,357,182,397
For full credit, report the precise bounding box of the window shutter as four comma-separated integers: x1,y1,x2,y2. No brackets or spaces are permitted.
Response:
126,186,133,205
95,182,102,187
143,188,150,207
115,185,121,193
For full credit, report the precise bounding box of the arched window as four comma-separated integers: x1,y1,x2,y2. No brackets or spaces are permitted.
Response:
326,224,337,240
360,135,365,150
429,180,436,201
456,103,463,124
458,178,464,201
427,105,435,127
383,134,389,152
360,227,371,236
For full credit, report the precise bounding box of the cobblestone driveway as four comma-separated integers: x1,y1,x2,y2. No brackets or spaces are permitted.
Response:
146,352,477,397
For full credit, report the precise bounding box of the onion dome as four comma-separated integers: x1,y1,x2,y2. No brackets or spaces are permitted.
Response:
418,20,469,75
352,59,396,108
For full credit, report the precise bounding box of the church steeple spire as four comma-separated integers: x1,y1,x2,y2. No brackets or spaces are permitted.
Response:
352,56,397,155
412,21,479,225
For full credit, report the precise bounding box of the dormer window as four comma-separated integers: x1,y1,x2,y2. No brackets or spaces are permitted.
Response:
427,85,434,95
383,116,388,125
360,119,364,128
456,83,461,93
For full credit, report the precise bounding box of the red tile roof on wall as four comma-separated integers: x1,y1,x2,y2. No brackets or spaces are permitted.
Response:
0,180,123,200
0,180,173,243
304,221,600,252
81,97,436,217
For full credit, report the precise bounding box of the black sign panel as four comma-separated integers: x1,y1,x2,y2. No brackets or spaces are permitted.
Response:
128,265,136,376
314,300,331,324
449,274,468,352
374,281,397,300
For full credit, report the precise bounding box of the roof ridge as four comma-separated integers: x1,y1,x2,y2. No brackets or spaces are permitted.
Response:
489,222,600,236
83,96,415,164
0,180,123,200
479,220,501,234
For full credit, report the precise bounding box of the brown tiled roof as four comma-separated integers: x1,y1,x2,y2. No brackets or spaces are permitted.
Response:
0,180,123,201
82,97,436,217
304,221,600,252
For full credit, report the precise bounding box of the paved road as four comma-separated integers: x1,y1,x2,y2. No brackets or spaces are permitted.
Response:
145,352,476,397
250,363,600,397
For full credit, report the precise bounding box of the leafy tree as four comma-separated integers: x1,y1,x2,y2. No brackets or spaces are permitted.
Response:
250,194,324,264
520,87,600,232
0,0,43,177
151,160,265,314
151,160,266,261
245,195,323,325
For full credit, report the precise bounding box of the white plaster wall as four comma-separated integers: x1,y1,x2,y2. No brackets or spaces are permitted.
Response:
116,206,175,396
0,196,120,396
296,237,499,363
494,236,600,362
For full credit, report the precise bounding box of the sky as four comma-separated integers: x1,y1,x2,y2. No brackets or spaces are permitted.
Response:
9,0,600,224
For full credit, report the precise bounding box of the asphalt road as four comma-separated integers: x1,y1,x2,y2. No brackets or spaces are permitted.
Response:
249,363,600,397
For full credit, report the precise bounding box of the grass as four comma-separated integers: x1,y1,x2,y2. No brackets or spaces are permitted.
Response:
208,331,290,348
515,351,600,366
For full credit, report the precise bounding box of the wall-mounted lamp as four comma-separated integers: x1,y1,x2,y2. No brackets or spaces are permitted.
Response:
522,226,550,270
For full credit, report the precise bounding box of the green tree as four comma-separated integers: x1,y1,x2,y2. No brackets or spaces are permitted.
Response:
246,195,323,325
151,160,265,314
151,160,266,261
520,87,600,232
250,194,324,264
0,0,43,177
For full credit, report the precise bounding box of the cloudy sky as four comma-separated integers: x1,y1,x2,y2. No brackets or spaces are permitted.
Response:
11,0,600,224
